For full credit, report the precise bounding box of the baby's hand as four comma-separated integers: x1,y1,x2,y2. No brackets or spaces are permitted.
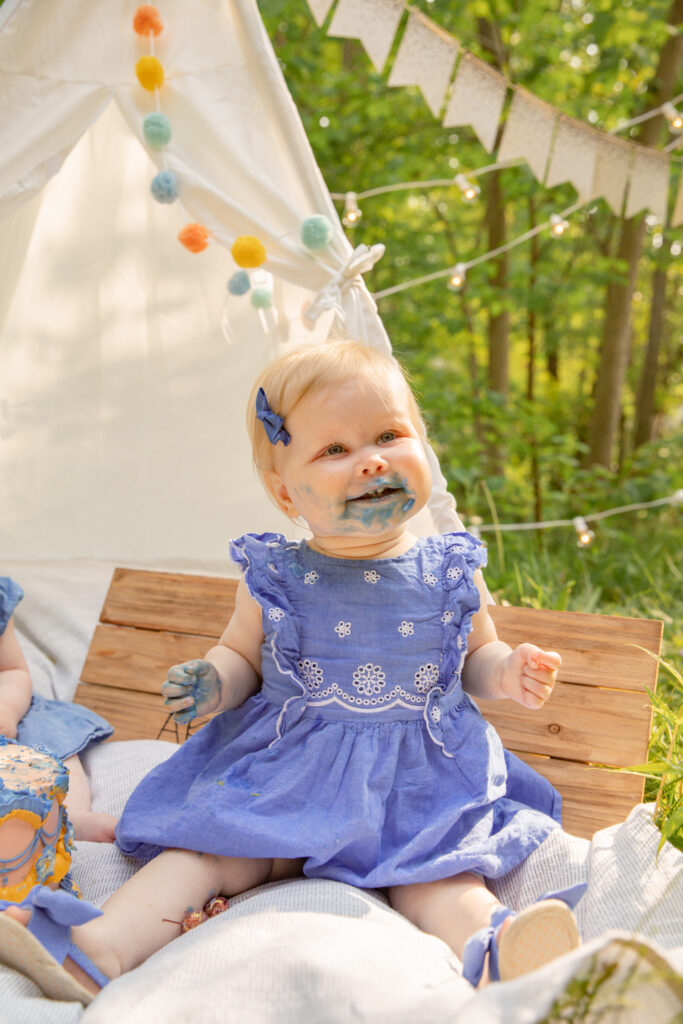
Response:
161,660,222,723
0,702,19,739
499,643,561,709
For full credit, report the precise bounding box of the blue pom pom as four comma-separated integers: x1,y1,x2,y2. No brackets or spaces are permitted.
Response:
150,170,179,204
143,113,172,149
251,288,273,310
300,215,333,251
227,271,251,296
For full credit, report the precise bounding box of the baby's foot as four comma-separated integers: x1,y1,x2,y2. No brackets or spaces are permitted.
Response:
70,812,118,843
497,899,580,981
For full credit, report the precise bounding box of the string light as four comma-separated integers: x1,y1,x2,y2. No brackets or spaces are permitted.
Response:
572,516,595,548
662,102,683,132
342,191,362,227
447,263,467,291
454,173,480,201
464,492,681,540
550,213,570,236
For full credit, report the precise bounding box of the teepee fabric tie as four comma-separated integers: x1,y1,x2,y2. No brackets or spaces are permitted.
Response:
303,243,385,327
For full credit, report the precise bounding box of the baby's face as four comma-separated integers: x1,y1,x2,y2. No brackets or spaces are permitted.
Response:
268,376,431,542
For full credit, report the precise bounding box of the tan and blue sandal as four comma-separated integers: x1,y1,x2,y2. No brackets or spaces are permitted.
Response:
0,885,109,1004
462,882,587,986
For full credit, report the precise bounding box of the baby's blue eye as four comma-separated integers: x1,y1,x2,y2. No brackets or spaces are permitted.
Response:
378,431,396,444
326,443,345,456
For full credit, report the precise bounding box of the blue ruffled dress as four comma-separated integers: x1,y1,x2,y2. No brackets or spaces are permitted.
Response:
0,577,113,759
116,532,561,886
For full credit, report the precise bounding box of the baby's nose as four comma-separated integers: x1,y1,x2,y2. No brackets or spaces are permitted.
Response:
357,451,388,475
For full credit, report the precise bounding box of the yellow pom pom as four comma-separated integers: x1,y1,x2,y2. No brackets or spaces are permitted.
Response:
136,56,164,92
231,235,266,269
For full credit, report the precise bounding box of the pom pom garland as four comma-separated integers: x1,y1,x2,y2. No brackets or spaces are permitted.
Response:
300,214,333,251
228,270,251,296
136,55,164,91
150,170,179,204
178,223,210,253
231,235,266,269
251,287,273,310
133,5,163,36
143,112,172,149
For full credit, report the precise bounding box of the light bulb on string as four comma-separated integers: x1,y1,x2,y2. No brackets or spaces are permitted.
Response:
447,263,467,291
342,192,362,227
550,214,570,236
662,102,683,132
572,516,595,548
454,173,480,201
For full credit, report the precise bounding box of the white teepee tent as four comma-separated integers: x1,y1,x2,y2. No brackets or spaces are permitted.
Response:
0,0,462,561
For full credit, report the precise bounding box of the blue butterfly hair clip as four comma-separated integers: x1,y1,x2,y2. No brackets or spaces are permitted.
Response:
256,387,291,447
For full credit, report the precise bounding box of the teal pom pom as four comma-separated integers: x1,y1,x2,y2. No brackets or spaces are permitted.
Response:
150,170,179,204
251,288,273,310
300,215,333,251
143,113,172,149
228,271,251,296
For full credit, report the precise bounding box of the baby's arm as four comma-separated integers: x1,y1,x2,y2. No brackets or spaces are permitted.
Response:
461,571,561,709
0,618,33,737
162,577,264,722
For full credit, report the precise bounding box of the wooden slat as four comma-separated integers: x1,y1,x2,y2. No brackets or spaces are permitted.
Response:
515,752,645,839
75,684,212,743
80,624,215,694
476,681,652,767
490,605,662,691
101,568,237,636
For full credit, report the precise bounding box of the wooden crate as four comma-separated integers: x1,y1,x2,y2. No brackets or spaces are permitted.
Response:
76,568,662,838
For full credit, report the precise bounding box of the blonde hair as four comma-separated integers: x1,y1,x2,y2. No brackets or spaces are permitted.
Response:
247,340,425,483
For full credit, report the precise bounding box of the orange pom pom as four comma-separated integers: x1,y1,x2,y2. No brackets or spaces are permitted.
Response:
133,5,163,36
231,235,266,269
178,223,210,253
136,56,164,91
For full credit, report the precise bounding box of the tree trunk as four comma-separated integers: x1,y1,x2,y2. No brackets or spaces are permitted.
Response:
585,0,683,467
633,260,667,448
486,168,509,395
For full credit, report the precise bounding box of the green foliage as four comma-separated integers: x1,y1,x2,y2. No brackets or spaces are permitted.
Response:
259,0,683,844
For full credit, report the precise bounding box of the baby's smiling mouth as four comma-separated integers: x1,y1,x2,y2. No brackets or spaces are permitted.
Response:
347,484,403,504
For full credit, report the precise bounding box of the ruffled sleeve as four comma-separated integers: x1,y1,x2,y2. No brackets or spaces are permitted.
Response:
439,532,488,688
229,533,307,740
0,577,24,635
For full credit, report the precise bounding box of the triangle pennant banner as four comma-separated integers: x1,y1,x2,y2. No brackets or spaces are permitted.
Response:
442,51,507,153
387,10,458,119
545,116,598,199
591,134,632,216
328,0,404,73
625,146,670,222
305,0,336,27
497,88,557,184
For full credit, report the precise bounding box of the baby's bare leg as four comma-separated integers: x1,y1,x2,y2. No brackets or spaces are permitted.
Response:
388,873,500,960
63,755,117,842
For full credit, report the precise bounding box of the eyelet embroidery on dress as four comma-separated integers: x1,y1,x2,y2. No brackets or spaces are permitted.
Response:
414,663,439,693
457,635,465,650
423,571,438,587
304,570,320,585
298,658,324,690
352,663,386,696
430,706,442,723
268,607,285,622
363,570,381,584
335,621,351,638
398,621,414,637
447,567,463,581
441,610,454,624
